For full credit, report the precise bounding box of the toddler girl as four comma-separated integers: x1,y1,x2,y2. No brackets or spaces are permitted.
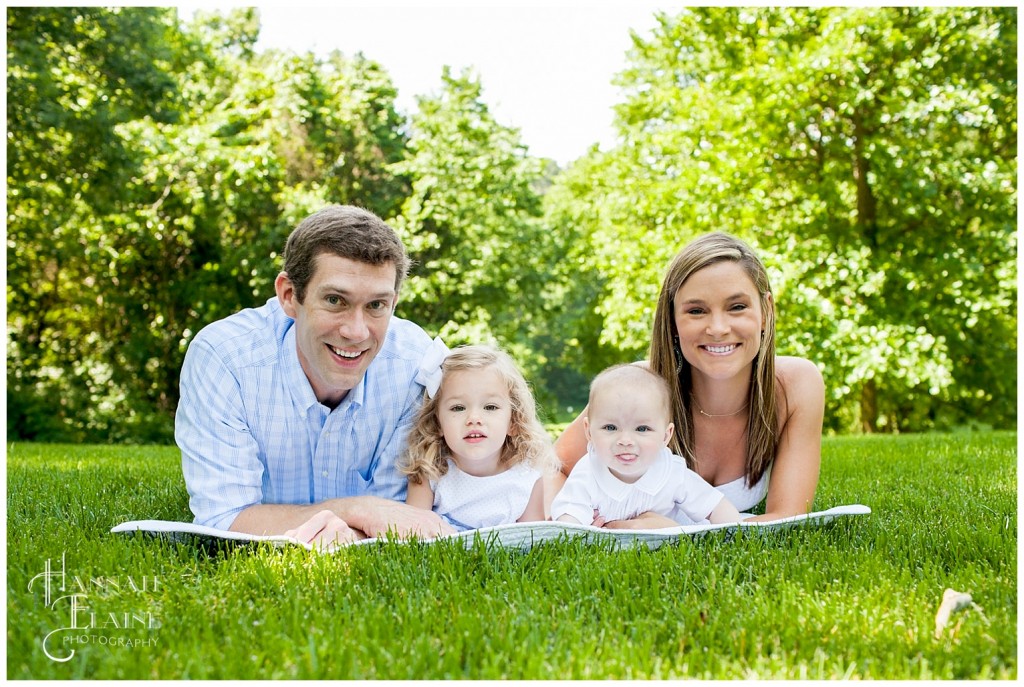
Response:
402,344,560,531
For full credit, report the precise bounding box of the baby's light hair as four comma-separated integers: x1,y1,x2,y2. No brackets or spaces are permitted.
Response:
401,345,560,484
587,364,672,423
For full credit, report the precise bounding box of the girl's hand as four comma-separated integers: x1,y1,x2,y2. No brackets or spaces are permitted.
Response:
590,509,607,527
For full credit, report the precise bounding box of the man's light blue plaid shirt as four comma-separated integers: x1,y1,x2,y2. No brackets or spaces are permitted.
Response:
176,297,432,530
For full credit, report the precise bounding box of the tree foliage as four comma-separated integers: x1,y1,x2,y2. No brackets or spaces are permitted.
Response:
387,68,577,411
7,7,189,441
7,8,411,441
6,7,1016,441
544,7,1016,432
389,68,560,401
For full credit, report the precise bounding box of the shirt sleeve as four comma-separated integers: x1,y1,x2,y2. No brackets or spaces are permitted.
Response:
676,468,725,523
364,386,423,502
175,335,265,530
549,460,597,524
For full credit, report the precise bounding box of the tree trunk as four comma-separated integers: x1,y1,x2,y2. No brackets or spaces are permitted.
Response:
854,107,880,435
860,378,878,433
852,110,879,249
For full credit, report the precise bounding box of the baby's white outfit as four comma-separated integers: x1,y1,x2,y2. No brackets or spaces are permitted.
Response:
671,471,769,525
550,447,724,525
431,459,541,531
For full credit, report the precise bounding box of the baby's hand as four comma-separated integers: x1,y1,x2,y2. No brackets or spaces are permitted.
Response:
590,508,607,528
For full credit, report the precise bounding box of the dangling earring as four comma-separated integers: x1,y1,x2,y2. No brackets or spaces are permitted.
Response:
673,337,684,374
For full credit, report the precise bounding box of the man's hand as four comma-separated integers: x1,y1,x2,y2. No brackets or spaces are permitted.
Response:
354,499,456,539
230,496,457,546
285,510,361,550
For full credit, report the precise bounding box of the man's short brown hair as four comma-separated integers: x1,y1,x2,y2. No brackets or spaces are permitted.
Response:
283,205,410,303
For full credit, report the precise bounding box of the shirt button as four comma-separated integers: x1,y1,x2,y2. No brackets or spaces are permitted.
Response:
321,471,329,478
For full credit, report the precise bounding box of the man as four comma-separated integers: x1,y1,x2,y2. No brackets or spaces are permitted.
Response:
176,205,453,547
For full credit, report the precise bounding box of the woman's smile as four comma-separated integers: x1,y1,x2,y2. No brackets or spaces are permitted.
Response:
700,343,739,355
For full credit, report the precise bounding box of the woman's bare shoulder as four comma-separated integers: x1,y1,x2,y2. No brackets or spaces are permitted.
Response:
776,355,823,382
774,358,823,389
775,356,825,405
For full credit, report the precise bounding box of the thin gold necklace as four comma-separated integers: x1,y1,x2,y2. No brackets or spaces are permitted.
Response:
692,396,748,418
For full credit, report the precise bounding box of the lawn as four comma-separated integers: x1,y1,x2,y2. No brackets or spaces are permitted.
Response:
6,432,1017,679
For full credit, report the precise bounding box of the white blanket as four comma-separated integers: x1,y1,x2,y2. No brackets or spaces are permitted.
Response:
111,504,870,552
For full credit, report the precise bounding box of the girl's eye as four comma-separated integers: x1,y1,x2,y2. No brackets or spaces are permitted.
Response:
601,424,617,431
449,404,465,412
637,425,652,433
686,307,705,316
484,404,500,411
730,303,748,311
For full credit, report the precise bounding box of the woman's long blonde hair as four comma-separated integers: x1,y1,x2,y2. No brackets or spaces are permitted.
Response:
649,232,784,487
401,345,560,484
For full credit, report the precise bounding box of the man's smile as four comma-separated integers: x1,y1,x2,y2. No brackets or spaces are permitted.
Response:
327,344,366,360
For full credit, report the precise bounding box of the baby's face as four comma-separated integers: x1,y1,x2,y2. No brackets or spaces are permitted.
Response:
584,389,673,484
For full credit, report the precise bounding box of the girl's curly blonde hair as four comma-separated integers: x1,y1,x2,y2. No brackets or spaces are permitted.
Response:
401,345,560,485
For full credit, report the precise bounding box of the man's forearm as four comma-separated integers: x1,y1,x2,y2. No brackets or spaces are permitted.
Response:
229,503,326,536
227,496,395,536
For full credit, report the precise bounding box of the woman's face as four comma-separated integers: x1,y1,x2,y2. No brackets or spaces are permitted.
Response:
672,260,767,383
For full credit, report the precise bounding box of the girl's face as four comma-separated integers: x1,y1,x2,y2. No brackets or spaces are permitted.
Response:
437,366,514,476
672,260,767,384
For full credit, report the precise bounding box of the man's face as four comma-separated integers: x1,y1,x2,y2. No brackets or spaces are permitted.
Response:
276,253,398,408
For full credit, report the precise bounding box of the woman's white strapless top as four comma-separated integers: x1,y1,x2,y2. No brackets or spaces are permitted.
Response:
716,471,769,513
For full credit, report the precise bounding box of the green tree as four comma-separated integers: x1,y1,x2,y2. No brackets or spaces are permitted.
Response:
270,49,410,219
545,7,1017,432
7,7,413,442
7,7,189,440
389,68,558,404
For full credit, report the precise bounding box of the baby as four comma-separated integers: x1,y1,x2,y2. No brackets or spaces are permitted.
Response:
550,364,742,528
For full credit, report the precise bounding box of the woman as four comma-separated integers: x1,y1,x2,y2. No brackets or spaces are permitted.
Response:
553,232,824,523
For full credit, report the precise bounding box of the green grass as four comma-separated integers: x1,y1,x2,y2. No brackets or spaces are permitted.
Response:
6,432,1017,679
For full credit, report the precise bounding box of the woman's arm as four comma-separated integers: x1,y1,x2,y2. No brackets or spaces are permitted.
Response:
554,408,589,475
749,356,825,522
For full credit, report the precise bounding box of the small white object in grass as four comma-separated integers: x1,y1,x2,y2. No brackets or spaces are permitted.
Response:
934,588,974,638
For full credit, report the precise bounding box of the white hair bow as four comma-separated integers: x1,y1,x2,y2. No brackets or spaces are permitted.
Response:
414,336,450,398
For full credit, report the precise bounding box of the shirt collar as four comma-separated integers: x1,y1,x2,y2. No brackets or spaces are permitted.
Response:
590,445,674,497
